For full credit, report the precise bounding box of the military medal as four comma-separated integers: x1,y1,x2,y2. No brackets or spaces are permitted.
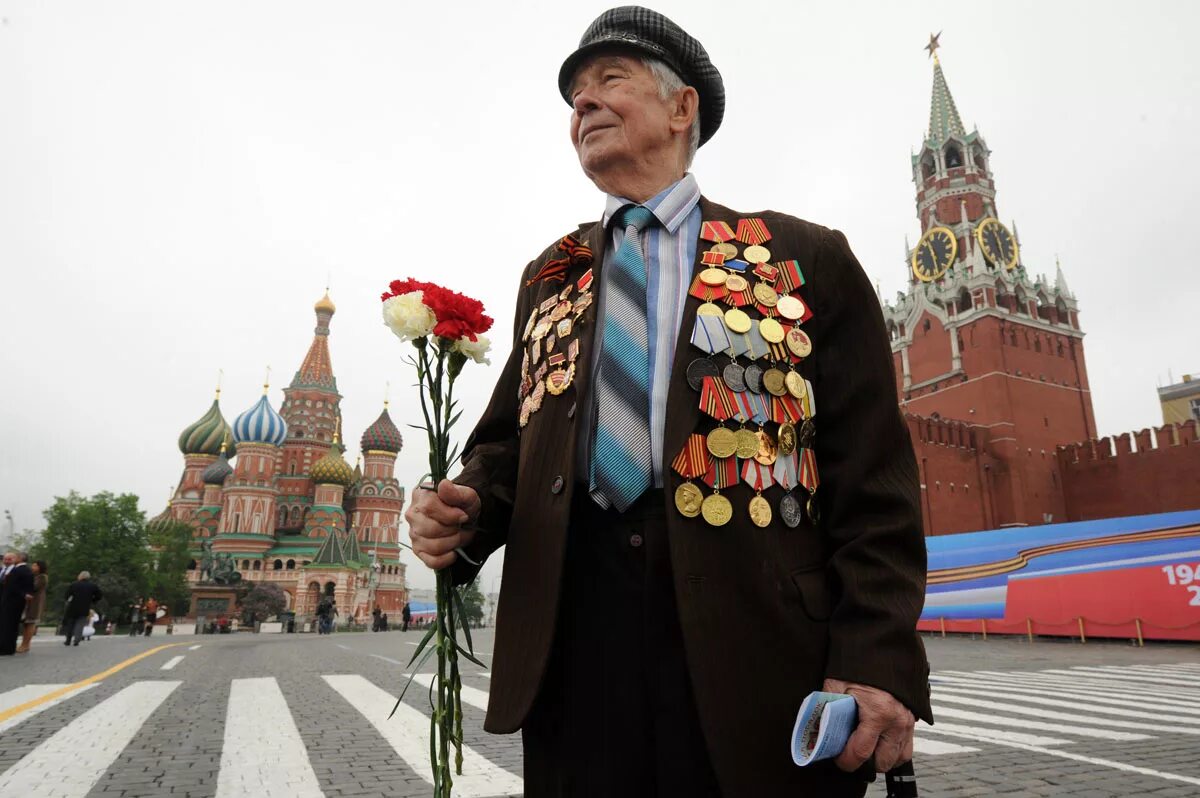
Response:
529,337,543,366
545,333,556,353
799,448,820,524
774,260,806,293
776,294,806,321
550,300,572,322
522,309,538,341
700,267,728,287
546,362,574,396
743,244,771,265
753,262,780,283
577,268,594,292
785,370,807,400
532,318,552,341
686,357,719,391
699,455,738,527
744,363,764,394
691,311,732,356
671,433,711,519
706,426,738,459
573,292,594,317
786,327,812,358
539,295,558,314
779,493,803,528
701,249,728,266
568,339,580,363
778,422,798,456
753,281,780,308
759,318,785,344
724,273,749,293
559,283,574,301
701,220,735,242
712,242,738,259
519,395,532,428
557,317,573,338
734,427,759,459
724,308,752,334
763,367,787,396
754,428,778,466
674,483,704,519
722,362,747,393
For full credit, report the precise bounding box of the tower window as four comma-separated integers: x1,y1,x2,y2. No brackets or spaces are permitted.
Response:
973,146,987,172
920,150,936,180
945,144,963,168
273,559,283,570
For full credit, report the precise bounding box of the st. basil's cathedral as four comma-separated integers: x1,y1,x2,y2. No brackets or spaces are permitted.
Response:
162,292,409,623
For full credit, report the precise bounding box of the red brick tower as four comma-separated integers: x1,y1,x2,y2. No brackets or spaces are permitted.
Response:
215,385,288,558
350,403,408,614
882,37,1096,533
276,292,343,532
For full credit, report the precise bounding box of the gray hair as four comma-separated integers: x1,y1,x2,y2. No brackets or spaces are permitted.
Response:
642,58,700,169
13,551,27,562
78,570,91,580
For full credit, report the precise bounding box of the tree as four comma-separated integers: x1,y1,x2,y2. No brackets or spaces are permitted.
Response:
240,583,287,625
31,492,152,623
460,578,486,628
147,520,194,616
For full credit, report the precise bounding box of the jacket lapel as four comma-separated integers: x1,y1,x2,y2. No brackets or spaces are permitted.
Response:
662,196,740,472
568,220,608,419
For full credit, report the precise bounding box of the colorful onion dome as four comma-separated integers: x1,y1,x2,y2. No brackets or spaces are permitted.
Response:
314,291,336,314
233,392,288,447
311,444,355,486
360,406,403,453
178,398,232,456
202,449,233,485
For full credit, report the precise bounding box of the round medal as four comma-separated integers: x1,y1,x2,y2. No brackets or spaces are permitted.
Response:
748,495,773,528
722,362,747,392
777,422,797,455
754,429,778,465
697,301,724,317
706,427,738,459
753,281,780,307
779,493,803,528
786,327,812,358
800,418,816,448
675,482,704,518
734,428,759,459
686,358,720,391
701,493,733,526
713,242,739,259
776,294,805,320
724,273,749,293
763,368,787,396
724,308,752,334
743,363,764,394
743,244,771,264
785,370,807,399
699,268,728,287
759,317,785,343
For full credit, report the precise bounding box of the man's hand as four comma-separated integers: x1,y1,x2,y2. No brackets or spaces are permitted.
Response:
823,678,915,773
404,479,481,570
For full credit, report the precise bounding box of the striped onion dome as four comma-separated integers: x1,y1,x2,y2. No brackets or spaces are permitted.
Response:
360,407,403,453
202,450,233,485
311,444,355,486
232,394,288,447
177,399,232,456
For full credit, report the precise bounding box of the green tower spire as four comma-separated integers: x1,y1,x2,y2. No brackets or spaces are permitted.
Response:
926,33,966,144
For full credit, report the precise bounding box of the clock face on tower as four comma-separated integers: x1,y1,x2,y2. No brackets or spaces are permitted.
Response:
975,217,1019,270
911,226,958,282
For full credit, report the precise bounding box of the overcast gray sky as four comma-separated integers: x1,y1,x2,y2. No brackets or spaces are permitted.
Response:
2,1,1197,591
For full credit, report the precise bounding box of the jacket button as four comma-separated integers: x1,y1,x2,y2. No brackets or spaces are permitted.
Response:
551,476,564,494
629,533,644,548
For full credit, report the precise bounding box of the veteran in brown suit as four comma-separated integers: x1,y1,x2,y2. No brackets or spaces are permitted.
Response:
406,6,932,796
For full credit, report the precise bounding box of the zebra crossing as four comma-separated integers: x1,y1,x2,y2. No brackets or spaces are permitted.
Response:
1,661,1198,796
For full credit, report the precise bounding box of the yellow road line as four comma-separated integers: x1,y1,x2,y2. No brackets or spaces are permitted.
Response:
0,642,188,724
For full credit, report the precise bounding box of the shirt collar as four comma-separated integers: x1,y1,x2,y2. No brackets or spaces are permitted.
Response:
602,173,701,235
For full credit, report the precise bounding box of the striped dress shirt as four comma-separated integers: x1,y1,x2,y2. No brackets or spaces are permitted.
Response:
579,173,702,487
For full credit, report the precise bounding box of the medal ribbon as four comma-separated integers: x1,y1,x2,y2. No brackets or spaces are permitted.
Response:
723,259,750,273
804,380,816,418
770,395,803,424
724,288,754,308
736,218,772,245
702,456,739,489
748,392,771,424
691,314,732,355
799,448,820,493
733,391,756,423
700,220,735,243
744,325,770,361
689,274,729,301
699,376,737,421
774,260,806,293
741,459,774,492
773,449,798,490
671,433,712,479
526,256,570,286
558,234,593,266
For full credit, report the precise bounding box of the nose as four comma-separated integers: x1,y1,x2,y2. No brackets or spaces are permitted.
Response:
572,82,601,117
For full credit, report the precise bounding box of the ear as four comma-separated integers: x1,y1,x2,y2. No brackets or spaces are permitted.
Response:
668,86,699,135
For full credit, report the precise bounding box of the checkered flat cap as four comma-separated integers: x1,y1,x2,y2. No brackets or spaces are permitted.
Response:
558,6,724,146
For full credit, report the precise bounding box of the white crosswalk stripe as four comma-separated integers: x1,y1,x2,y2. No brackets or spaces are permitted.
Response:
0,681,180,797
928,673,1200,713
218,678,324,798
0,683,96,734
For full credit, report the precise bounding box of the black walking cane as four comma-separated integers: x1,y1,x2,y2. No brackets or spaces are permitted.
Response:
884,761,918,797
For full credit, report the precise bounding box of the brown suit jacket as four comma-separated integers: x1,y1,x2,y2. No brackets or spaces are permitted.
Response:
453,197,933,794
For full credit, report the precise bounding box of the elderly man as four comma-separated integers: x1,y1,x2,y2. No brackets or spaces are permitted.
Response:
0,551,35,655
62,571,102,647
406,7,932,796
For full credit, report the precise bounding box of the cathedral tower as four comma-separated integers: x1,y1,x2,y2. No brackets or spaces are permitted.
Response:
215,384,287,555
883,35,1095,532
173,385,232,522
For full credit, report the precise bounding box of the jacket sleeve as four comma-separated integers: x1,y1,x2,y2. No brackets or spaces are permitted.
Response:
448,264,536,587
811,228,933,724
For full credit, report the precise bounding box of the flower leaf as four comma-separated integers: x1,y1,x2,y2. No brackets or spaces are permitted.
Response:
406,623,438,668
451,586,476,657
453,639,486,668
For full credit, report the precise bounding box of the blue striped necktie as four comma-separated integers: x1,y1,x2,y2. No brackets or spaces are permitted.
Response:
590,204,657,512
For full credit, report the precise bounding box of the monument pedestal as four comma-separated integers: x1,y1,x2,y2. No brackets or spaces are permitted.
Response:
189,584,239,618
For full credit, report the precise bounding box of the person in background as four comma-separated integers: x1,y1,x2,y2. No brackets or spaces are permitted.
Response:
143,596,159,636
15,560,48,654
372,605,382,632
0,551,34,656
62,571,103,646
82,609,99,641
401,601,412,633
129,598,144,636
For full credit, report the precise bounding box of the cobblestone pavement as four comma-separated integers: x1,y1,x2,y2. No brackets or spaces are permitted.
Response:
1,630,1197,797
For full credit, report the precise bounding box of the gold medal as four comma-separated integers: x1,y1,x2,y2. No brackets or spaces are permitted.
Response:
549,300,573,322
786,327,813,358
706,427,738,459
763,368,787,396
701,493,733,526
785,370,807,399
753,281,780,307
724,308,752,334
748,494,773,527
697,301,724,317
532,320,552,340
675,482,704,518
734,428,760,459
713,242,739,259
776,294,805,320
743,244,771,264
546,364,575,396
778,422,797,455
725,273,749,293
700,267,728,287
754,429,778,466
759,317,785,344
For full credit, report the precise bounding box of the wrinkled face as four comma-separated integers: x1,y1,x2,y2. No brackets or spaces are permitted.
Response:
569,54,674,178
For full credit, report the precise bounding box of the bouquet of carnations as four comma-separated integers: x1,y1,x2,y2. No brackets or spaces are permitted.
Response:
381,278,492,797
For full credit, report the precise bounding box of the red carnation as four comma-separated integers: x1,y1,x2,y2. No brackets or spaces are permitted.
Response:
380,278,437,302
421,284,494,342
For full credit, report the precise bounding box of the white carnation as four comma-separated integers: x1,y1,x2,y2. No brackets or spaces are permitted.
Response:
382,292,436,342
453,334,492,365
